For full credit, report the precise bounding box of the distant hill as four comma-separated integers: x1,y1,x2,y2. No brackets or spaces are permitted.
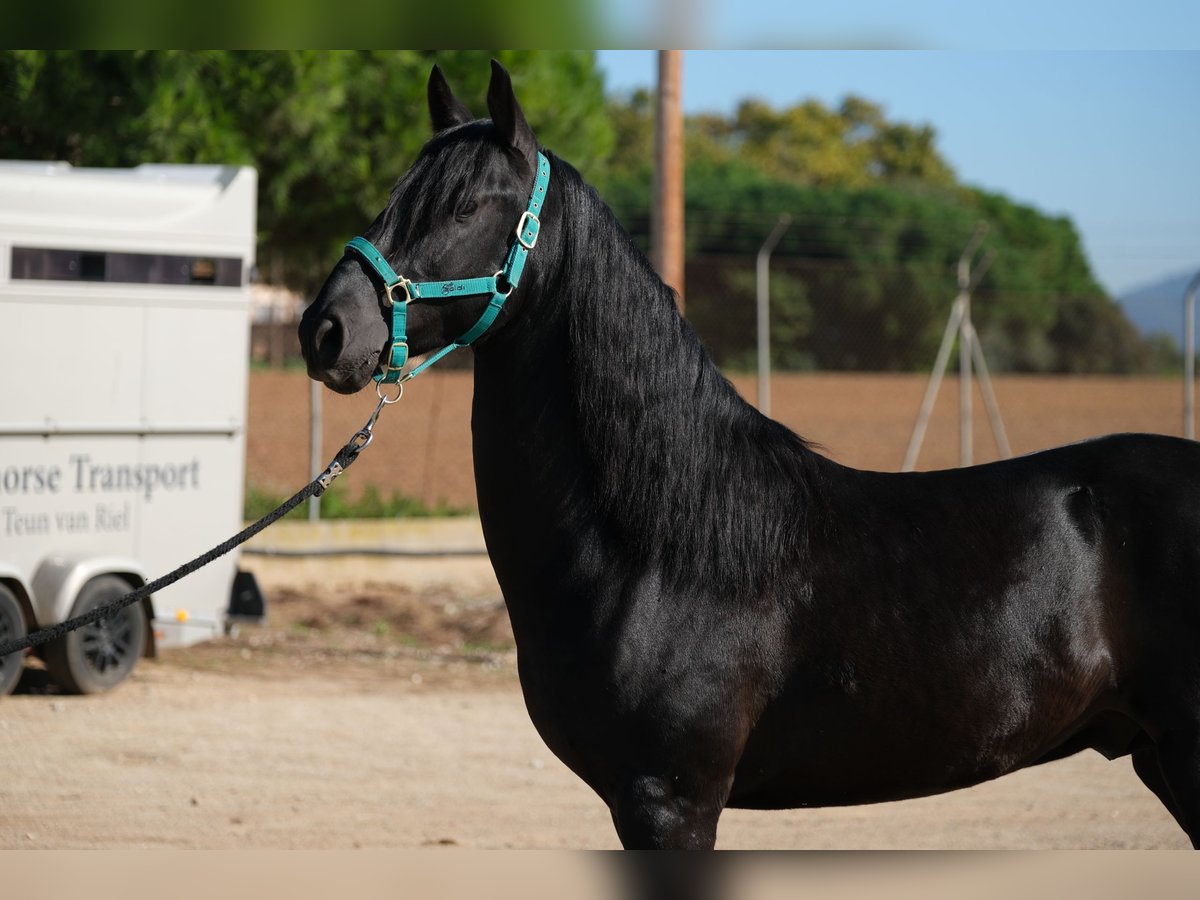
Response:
1117,269,1200,340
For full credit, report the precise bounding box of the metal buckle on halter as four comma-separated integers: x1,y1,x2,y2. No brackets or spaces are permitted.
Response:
383,278,414,307
385,340,409,372
516,211,540,250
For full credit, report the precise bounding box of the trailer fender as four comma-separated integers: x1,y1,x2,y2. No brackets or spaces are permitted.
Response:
0,561,35,634
30,556,156,657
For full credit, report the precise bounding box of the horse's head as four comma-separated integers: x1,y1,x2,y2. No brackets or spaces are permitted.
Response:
300,60,545,393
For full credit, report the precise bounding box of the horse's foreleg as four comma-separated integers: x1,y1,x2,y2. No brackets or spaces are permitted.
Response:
1152,730,1200,849
1132,748,1185,831
610,774,727,849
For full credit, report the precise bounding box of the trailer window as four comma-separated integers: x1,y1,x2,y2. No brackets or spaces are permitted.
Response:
11,247,243,287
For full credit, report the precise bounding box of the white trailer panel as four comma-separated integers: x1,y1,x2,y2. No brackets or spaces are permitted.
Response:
0,162,259,693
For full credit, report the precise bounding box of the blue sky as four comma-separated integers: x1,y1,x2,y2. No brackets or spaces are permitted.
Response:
595,49,1200,297
600,0,1200,51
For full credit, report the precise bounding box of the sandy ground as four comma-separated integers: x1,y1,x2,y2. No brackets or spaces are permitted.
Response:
2,371,1192,850
0,582,1190,850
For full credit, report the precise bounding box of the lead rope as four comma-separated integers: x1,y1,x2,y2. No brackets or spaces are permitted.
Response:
0,385,402,660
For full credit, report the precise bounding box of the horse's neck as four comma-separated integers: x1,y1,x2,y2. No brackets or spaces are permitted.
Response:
475,214,728,508
471,189,809,610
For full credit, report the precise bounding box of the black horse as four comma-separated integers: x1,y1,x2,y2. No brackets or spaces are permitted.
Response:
300,61,1200,849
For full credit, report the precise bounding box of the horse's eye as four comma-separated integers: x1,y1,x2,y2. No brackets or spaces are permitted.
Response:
454,199,478,221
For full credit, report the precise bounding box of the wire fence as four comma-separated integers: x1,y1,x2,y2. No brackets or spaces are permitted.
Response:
686,255,954,372
251,254,1196,506
254,258,1055,375
256,254,1191,380
684,254,1190,377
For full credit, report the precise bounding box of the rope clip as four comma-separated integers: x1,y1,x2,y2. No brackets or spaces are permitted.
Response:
317,383,403,493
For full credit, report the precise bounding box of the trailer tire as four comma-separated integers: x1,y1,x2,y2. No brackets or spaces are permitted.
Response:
44,575,146,695
0,585,25,696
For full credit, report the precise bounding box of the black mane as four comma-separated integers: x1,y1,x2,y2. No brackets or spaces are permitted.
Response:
542,154,819,596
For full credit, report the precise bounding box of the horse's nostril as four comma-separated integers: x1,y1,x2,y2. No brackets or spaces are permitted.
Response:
312,316,344,370
313,317,334,345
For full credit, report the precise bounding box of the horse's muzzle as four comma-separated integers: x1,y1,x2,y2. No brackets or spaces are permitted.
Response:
298,307,373,394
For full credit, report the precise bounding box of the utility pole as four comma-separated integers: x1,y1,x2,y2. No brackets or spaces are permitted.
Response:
1185,271,1199,440
652,50,685,313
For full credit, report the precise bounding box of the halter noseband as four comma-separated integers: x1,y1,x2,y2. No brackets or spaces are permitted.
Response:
344,151,551,385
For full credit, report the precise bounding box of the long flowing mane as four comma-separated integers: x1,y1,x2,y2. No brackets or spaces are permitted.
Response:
544,154,820,596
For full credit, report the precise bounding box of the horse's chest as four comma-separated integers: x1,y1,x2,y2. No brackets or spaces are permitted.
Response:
510,642,625,795
508,597,776,801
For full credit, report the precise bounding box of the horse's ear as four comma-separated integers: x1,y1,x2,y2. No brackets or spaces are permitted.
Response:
486,59,537,168
428,65,474,132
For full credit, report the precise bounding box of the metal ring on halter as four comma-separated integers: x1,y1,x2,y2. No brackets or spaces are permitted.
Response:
493,270,515,297
375,380,403,403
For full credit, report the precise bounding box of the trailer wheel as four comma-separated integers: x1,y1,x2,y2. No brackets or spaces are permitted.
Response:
44,576,146,695
0,585,25,696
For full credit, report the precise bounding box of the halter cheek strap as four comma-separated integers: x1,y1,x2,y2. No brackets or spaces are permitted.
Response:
344,151,550,385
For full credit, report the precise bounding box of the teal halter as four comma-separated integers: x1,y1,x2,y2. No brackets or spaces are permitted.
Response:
345,151,550,384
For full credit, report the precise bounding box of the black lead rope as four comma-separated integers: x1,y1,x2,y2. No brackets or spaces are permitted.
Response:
0,393,392,661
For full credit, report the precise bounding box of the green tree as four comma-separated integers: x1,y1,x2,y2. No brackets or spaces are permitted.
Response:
604,155,1147,373
1048,295,1150,374
0,50,613,295
601,91,957,192
595,88,1146,375
604,87,656,180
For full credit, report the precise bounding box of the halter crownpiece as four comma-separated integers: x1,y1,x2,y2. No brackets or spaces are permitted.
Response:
344,151,551,385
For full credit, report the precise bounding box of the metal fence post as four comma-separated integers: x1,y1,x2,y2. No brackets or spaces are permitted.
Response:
756,214,791,417
904,225,1008,471
958,244,974,467
308,377,322,520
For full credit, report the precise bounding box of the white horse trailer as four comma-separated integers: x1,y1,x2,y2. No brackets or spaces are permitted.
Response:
0,162,263,694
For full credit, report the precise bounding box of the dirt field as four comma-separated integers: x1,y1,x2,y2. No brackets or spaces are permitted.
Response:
247,369,1189,509
0,582,1190,850
2,371,1192,850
